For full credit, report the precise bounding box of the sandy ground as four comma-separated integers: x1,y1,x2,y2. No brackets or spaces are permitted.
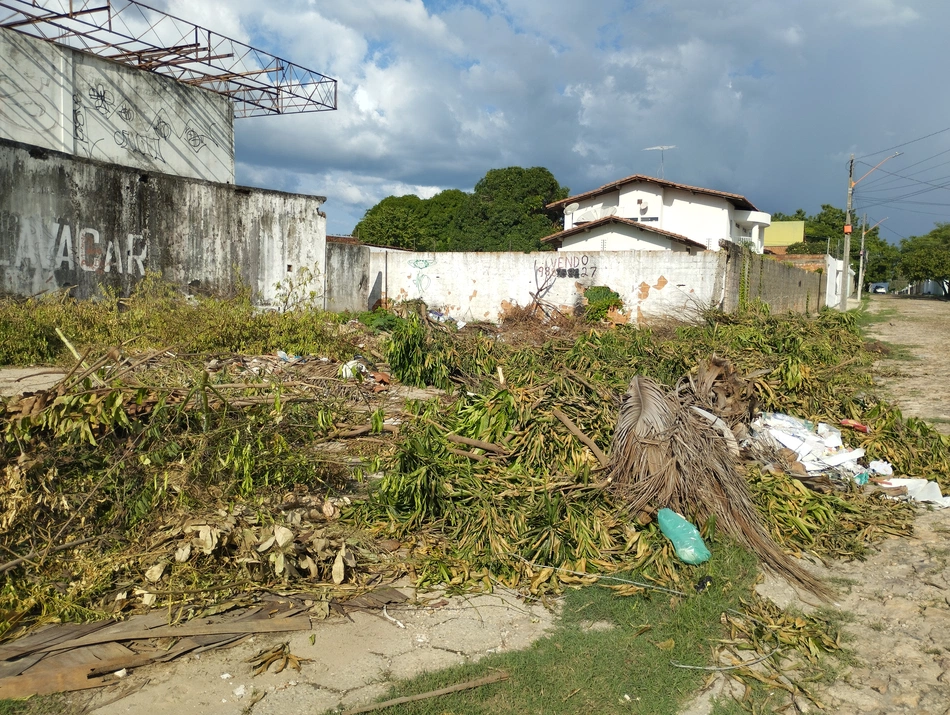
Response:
749,296,950,714
0,367,64,397
79,587,554,715
864,295,950,432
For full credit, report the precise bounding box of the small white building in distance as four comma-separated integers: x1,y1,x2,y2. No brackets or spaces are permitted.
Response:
543,175,771,254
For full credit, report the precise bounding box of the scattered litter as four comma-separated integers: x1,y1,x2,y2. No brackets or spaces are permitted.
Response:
113,668,128,678
878,478,950,508
220,673,232,680
233,684,247,699
751,413,868,483
657,509,711,565
339,359,368,379
840,419,871,434
382,605,405,629
869,460,894,476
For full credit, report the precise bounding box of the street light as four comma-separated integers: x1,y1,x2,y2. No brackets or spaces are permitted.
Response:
839,151,901,310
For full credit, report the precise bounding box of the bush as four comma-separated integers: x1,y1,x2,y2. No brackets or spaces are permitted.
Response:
583,285,623,322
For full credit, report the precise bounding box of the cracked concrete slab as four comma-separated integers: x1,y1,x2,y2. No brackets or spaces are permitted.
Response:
81,586,555,715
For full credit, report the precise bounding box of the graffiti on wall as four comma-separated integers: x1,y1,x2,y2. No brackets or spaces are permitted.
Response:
535,253,598,281
0,210,148,293
72,79,224,170
409,257,435,294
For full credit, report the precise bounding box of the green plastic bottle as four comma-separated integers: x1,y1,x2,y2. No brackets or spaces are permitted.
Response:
657,508,711,565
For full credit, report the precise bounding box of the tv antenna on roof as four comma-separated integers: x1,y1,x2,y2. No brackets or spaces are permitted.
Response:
643,145,676,178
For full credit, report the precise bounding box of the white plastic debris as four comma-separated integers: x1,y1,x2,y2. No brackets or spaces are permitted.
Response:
220,673,233,680
114,668,128,678
869,460,894,476
879,478,950,508
751,412,869,481
233,684,247,699
339,360,367,379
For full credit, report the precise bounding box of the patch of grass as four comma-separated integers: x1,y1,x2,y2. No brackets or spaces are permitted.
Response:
0,695,74,715
327,543,763,715
856,306,898,329
0,274,357,366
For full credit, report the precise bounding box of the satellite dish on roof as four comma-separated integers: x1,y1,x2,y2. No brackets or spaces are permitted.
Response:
564,202,580,214
603,206,617,217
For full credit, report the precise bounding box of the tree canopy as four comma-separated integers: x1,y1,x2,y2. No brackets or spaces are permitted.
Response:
772,205,898,284
353,167,569,252
898,223,950,293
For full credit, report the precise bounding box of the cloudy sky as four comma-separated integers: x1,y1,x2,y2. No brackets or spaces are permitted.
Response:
167,0,950,243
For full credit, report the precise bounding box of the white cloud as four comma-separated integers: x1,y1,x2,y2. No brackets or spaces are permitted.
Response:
163,0,950,238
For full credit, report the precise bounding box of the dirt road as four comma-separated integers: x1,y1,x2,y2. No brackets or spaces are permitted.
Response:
753,296,950,714
864,295,950,432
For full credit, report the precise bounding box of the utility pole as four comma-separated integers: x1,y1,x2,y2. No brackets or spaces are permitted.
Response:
839,155,855,310
857,215,886,302
857,215,867,302
838,151,900,310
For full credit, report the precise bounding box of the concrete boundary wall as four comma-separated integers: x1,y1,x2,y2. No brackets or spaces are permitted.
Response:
720,248,828,314
325,242,830,321
0,28,234,182
0,138,325,303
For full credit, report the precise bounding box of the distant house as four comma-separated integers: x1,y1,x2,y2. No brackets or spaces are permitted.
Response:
762,221,806,255
543,175,771,253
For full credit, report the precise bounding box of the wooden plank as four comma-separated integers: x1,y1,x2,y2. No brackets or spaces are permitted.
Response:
0,620,117,661
87,633,242,675
37,616,313,653
0,668,113,699
0,643,133,699
0,613,169,661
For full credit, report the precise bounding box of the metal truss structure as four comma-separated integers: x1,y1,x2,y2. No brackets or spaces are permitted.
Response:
0,0,337,117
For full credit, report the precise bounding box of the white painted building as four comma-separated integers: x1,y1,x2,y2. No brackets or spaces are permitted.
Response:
544,175,771,253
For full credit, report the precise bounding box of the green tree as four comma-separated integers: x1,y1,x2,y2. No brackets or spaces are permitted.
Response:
899,223,950,293
353,167,569,253
784,241,828,255
773,204,898,283
353,195,426,250
455,167,569,252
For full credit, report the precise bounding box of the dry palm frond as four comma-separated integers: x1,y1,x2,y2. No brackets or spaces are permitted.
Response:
683,356,759,429
609,374,832,599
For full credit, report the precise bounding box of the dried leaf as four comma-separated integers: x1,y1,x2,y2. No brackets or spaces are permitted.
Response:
188,524,219,555
274,525,294,549
332,550,346,584
174,543,192,563
311,600,329,620
654,638,676,651
298,555,319,579
144,562,166,583
257,535,276,553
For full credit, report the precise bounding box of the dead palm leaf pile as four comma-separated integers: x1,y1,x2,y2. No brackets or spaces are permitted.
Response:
0,297,944,639
607,373,831,598
357,303,938,596
0,343,406,639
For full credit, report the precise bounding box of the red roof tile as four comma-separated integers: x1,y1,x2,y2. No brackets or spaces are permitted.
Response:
548,174,758,211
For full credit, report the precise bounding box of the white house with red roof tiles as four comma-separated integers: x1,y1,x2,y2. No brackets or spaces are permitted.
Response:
543,175,771,254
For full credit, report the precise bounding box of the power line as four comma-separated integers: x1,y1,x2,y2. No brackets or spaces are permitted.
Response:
854,162,950,191
855,126,950,161
877,223,907,241
860,148,950,188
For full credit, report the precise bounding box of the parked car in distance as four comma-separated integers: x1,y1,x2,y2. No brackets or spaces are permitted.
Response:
872,285,886,294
